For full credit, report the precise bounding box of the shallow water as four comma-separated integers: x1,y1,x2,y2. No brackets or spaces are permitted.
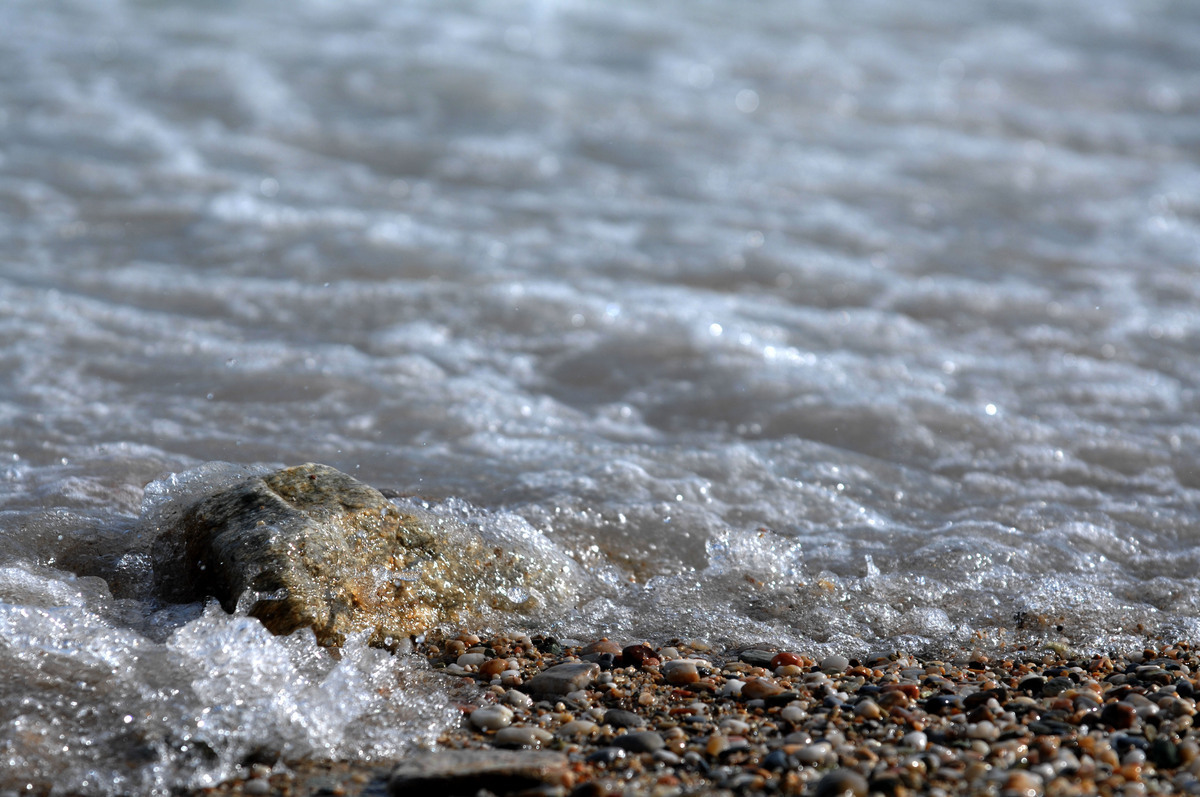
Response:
2,0,1200,792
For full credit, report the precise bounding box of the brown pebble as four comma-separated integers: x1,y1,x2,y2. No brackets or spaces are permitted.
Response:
1101,702,1136,730
771,652,805,668
480,658,516,677
583,639,623,656
662,660,700,685
740,677,785,700
622,644,661,668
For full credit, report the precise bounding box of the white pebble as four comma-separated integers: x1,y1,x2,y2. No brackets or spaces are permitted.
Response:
780,706,806,724
722,679,745,697
502,689,533,709
902,731,928,751
457,652,487,667
795,741,832,765
820,654,850,673
720,718,751,734
470,704,514,731
967,721,999,741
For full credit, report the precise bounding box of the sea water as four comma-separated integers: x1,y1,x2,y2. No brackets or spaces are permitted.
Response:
2,0,1199,791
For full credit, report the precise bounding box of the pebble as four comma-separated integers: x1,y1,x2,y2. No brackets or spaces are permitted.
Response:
814,768,868,797
612,731,666,753
739,677,785,699
388,749,569,795
795,741,833,765
820,654,850,673
242,780,270,796
604,709,646,728
354,633,1200,797
523,662,599,698
470,704,514,731
457,652,487,667
557,719,597,737
502,688,532,709
492,725,552,749
662,659,701,684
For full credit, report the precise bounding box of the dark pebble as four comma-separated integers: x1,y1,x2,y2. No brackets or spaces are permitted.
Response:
923,695,962,715
761,750,791,771
764,691,804,708
1151,738,1182,768
621,644,660,668
586,748,626,765
603,709,645,729
814,768,868,797
1042,677,1073,697
963,688,1007,709
738,649,778,668
611,731,665,753
1018,676,1046,694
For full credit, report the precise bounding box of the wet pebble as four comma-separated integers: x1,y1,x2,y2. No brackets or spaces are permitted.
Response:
821,654,851,673
492,725,552,749
470,704,514,731
603,708,645,728
612,731,665,753
814,768,868,797
524,662,599,698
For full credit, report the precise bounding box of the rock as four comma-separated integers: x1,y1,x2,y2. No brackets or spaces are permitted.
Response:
387,749,569,795
523,662,599,698
150,463,546,647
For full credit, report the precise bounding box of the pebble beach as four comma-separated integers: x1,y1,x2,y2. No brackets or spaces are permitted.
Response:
194,633,1200,797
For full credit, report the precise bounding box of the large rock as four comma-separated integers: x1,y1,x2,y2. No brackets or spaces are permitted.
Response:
152,463,540,647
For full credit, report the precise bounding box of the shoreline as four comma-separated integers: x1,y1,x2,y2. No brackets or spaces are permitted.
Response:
193,632,1200,797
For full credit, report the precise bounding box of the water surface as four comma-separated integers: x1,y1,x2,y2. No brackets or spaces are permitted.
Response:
2,0,1200,792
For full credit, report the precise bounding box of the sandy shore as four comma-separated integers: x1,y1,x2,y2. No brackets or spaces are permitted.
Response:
195,632,1200,797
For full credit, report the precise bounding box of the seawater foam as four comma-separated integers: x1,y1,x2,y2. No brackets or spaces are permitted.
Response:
0,463,470,795
0,566,459,795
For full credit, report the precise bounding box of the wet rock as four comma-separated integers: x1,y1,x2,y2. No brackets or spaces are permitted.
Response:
151,463,543,647
387,749,569,795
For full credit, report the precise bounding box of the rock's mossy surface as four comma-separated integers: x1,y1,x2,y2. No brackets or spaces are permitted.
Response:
153,463,537,647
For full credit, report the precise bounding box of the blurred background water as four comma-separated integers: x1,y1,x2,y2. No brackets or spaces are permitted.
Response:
2,0,1200,792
